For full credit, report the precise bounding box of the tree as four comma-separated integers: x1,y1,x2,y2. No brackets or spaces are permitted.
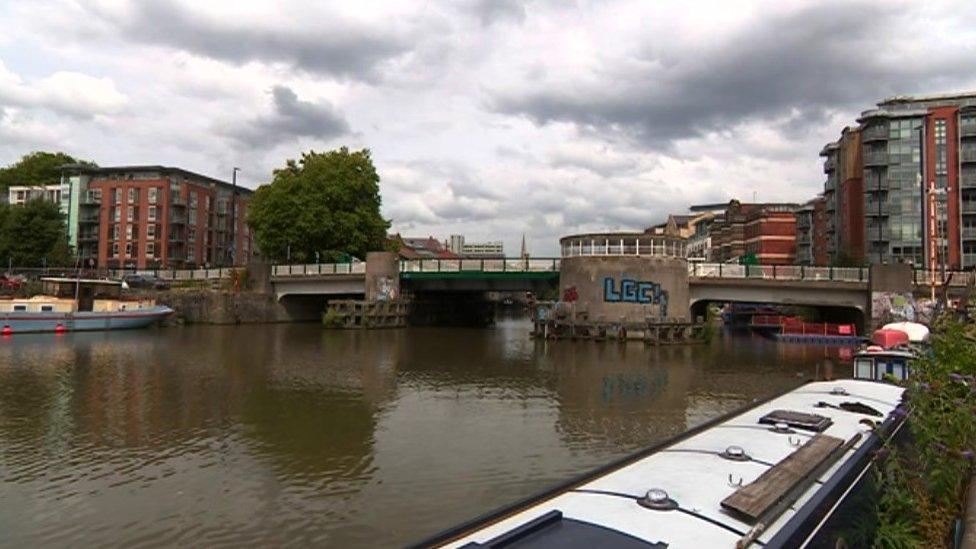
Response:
0,151,93,192
0,199,74,267
247,148,391,263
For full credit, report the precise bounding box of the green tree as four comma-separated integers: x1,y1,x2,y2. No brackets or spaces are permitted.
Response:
0,151,92,192
247,148,391,262
0,199,74,267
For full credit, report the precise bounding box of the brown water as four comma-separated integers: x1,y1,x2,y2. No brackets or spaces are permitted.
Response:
0,317,851,547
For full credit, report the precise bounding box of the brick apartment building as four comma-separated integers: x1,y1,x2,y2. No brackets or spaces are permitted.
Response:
709,200,799,264
819,92,976,269
60,165,253,269
795,197,829,265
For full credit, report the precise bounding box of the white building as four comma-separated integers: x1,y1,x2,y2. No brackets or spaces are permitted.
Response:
8,184,62,205
445,234,505,258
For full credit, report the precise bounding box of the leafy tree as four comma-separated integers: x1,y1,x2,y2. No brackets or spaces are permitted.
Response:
0,199,74,267
0,151,93,192
248,148,391,262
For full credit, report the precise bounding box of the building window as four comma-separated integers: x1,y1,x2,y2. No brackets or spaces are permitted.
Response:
125,242,133,257
93,189,102,202
147,224,156,239
148,188,158,204
112,243,120,258
127,207,134,222
113,208,121,222
148,205,157,221
126,224,133,239
128,188,138,204
147,242,155,258
114,188,122,204
112,224,120,239
188,227,196,242
189,208,197,226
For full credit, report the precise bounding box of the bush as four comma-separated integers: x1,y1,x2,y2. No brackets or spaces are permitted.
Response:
873,317,976,547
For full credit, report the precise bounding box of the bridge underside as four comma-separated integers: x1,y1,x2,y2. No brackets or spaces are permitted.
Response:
689,279,870,329
272,275,366,300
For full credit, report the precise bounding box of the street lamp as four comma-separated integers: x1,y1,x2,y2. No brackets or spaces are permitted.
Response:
230,167,240,266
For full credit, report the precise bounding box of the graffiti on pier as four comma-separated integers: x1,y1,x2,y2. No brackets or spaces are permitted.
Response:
603,277,669,317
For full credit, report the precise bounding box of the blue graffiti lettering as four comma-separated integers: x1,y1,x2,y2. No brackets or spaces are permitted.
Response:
603,277,669,315
603,277,621,302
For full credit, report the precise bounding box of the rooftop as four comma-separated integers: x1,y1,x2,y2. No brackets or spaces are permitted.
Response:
60,164,252,194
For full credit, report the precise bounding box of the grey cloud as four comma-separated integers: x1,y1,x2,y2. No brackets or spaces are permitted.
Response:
219,85,349,148
490,2,976,147
88,0,412,81
471,0,527,25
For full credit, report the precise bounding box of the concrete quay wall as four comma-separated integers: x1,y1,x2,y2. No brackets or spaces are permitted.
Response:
158,291,323,324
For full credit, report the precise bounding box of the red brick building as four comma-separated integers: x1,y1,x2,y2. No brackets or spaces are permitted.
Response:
63,165,252,269
708,200,799,264
795,197,829,265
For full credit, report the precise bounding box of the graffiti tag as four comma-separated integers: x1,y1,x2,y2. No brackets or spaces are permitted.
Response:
603,277,669,316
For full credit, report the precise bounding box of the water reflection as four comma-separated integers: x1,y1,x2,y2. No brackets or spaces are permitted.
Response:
0,320,848,547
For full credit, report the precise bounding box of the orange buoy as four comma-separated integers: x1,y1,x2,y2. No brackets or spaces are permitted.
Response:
55,323,66,334
1,325,11,336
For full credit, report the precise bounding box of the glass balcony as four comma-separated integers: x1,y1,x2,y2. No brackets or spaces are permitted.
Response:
962,149,976,163
864,151,889,166
862,124,888,142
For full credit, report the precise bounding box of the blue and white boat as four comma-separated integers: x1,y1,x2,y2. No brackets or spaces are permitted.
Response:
0,278,172,334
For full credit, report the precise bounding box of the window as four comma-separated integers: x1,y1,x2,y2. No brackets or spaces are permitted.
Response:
148,206,157,221
149,187,158,204
41,305,53,312
147,224,156,239
113,208,121,222
114,188,122,204
93,189,102,201
126,224,133,239
13,304,26,312
128,188,138,204
147,242,155,258
127,207,134,222
125,242,133,257
112,243,119,257
188,227,196,242
112,224,120,239
189,208,197,226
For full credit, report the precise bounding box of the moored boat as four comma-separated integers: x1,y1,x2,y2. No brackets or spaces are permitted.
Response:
412,379,906,548
0,278,172,335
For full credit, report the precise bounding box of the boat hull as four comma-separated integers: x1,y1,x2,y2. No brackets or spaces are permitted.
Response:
0,306,173,334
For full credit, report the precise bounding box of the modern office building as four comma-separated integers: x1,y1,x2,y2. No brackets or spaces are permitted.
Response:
445,234,505,258
8,184,63,205
822,92,976,269
795,197,829,266
59,165,253,269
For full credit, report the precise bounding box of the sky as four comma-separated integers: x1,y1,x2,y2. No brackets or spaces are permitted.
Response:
2,0,976,256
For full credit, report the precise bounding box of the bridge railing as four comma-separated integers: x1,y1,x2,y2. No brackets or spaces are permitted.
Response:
399,258,560,273
914,269,975,287
688,263,868,282
271,262,367,277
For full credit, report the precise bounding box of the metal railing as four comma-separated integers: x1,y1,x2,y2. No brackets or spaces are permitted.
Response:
688,263,867,282
864,151,889,166
400,258,560,273
2,267,239,281
272,262,367,277
560,236,686,258
862,124,889,142
913,270,975,287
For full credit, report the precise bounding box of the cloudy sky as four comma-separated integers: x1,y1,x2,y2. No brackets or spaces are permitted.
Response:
2,0,976,255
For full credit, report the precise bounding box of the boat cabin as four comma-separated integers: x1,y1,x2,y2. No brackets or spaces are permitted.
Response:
41,278,123,312
853,348,913,382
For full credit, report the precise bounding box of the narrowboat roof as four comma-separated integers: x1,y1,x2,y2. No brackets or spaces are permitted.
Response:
422,379,905,548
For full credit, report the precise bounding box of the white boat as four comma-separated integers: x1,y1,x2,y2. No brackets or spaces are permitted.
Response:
0,278,173,334
414,379,905,548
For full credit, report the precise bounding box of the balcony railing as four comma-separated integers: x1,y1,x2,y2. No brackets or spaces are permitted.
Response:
965,254,976,268
866,227,892,241
962,227,976,240
960,121,976,137
864,151,889,166
962,171,976,189
865,202,890,216
962,202,976,214
862,124,888,142
823,158,837,172
962,149,976,163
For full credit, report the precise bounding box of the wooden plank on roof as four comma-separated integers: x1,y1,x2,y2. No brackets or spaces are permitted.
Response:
721,434,844,523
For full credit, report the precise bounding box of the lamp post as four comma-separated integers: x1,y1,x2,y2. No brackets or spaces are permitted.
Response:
230,167,240,266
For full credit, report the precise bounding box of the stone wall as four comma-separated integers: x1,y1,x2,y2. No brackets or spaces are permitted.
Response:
158,291,323,324
559,256,690,322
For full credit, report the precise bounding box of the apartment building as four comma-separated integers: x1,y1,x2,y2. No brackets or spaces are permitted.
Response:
647,211,717,261
820,127,865,264
821,92,976,269
709,200,798,264
60,165,253,269
795,197,829,265
7,184,62,205
446,234,505,258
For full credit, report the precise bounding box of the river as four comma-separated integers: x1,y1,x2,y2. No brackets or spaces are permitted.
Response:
0,317,851,547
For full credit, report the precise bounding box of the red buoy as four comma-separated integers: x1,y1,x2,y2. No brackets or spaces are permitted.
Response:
1,325,11,337
55,323,66,334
